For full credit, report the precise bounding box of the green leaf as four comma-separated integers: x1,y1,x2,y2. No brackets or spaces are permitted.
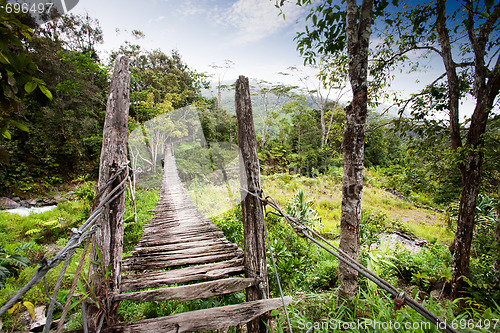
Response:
24,81,37,93
0,51,10,65
8,302,20,315
23,301,35,320
38,84,53,100
2,130,11,140
270,309,280,316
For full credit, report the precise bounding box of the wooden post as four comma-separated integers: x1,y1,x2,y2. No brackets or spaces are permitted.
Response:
235,76,269,333
88,55,130,329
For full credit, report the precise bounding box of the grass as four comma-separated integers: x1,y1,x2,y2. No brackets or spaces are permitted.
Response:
260,173,454,245
0,171,493,331
0,186,160,331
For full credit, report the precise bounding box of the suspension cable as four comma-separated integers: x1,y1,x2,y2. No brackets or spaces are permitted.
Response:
262,202,294,333
242,188,460,333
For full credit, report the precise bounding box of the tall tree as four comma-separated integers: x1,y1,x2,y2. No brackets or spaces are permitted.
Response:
252,80,295,146
284,56,349,149
277,0,394,300
379,0,500,297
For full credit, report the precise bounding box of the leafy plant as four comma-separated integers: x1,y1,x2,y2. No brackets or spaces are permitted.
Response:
0,243,31,288
286,189,322,228
7,300,35,333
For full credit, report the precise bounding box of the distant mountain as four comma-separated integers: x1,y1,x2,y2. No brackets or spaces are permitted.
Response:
201,80,402,139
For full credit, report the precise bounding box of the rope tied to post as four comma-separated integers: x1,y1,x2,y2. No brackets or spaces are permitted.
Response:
0,162,130,323
241,188,460,333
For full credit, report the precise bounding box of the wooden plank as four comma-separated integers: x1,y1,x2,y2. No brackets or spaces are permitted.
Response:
131,239,230,254
136,232,226,247
141,224,218,236
105,297,292,333
140,225,219,238
129,243,238,257
115,278,255,302
124,252,242,271
122,265,244,291
121,258,244,291
124,248,239,265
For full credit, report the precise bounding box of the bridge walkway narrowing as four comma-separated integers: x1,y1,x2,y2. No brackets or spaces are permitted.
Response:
109,152,290,332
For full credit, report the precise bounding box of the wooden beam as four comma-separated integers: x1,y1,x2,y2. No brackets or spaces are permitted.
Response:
121,258,244,291
129,243,239,258
104,297,292,333
235,75,269,333
124,252,243,271
87,55,130,328
115,278,255,302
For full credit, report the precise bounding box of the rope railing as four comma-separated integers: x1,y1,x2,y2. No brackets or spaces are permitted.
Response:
0,163,129,321
242,188,460,333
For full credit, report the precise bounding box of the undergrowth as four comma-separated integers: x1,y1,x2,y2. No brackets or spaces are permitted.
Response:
0,173,498,332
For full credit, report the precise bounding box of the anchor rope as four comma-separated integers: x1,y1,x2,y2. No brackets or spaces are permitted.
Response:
241,188,460,333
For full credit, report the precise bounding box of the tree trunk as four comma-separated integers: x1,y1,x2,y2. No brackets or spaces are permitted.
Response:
435,0,500,298
338,0,373,301
235,76,269,333
495,180,500,277
450,152,483,297
87,55,130,329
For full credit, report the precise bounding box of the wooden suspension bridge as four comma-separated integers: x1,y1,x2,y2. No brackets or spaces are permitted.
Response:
82,56,288,332
107,149,290,332
0,55,458,333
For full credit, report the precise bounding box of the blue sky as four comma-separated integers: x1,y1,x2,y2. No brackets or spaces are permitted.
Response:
72,0,312,86
68,0,484,117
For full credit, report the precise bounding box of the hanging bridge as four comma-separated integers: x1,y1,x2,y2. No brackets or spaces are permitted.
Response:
108,151,290,332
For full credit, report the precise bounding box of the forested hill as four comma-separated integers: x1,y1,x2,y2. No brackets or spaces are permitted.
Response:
0,10,498,208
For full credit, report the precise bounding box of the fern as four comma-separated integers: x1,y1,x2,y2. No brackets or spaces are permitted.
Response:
286,189,322,228
0,243,32,289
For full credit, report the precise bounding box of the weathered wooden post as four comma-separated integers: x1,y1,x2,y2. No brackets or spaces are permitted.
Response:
235,75,269,333
87,55,130,329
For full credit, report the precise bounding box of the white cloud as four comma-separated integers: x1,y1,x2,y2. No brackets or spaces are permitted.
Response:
149,15,165,23
216,0,305,44
177,0,209,17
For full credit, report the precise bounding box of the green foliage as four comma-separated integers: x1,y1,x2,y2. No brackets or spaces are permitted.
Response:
286,189,322,229
73,179,96,202
446,194,498,258
0,1,52,141
445,194,500,306
123,188,159,252
393,244,452,291
212,205,243,247
0,243,31,288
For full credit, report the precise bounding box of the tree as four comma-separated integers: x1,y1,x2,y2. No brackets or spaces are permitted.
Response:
0,13,109,195
278,0,395,300
251,80,295,146
283,56,349,149
0,2,52,140
379,0,500,297
36,13,103,59
208,59,234,109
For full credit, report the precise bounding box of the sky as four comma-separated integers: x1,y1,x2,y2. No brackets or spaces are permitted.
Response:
71,0,313,87
67,0,483,117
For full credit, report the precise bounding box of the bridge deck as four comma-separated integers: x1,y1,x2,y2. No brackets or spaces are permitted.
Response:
116,153,289,332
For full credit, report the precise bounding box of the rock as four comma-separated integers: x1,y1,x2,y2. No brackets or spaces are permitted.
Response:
29,199,38,207
430,289,441,299
29,306,47,331
12,196,21,202
0,197,20,209
39,197,57,207
415,239,428,247
430,281,445,300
